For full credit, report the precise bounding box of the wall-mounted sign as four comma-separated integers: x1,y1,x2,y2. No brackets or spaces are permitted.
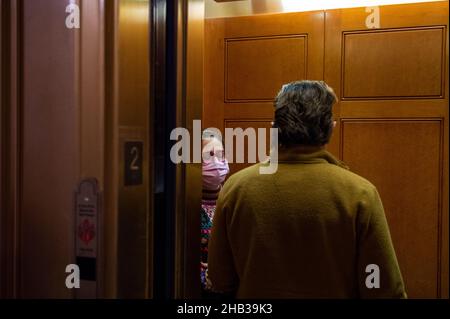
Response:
75,178,100,282
124,141,144,186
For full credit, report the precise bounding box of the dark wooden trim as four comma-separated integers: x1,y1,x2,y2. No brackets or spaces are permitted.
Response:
103,0,120,299
151,0,177,299
0,0,21,299
0,0,4,299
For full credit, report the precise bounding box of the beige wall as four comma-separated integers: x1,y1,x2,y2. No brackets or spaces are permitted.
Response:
1,0,106,298
0,0,154,300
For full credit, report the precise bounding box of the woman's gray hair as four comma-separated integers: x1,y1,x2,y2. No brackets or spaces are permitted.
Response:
202,128,223,143
273,80,337,146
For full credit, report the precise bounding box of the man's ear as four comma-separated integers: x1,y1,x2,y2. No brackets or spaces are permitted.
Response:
333,121,337,128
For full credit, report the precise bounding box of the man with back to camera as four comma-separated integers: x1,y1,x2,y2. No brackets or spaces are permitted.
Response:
207,80,407,299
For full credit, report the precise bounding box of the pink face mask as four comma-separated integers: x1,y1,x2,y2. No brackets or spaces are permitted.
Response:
202,156,230,190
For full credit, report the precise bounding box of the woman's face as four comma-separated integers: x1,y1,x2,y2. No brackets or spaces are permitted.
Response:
201,137,229,190
202,138,224,162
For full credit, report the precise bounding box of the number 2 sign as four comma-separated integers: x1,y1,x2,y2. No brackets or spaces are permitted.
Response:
125,141,144,186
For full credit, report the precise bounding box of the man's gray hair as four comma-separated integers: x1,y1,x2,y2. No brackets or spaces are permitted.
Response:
273,80,337,146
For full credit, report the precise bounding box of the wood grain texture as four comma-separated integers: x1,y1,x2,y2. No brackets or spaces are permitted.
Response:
326,1,448,298
226,35,307,102
342,27,444,99
205,1,448,299
224,120,272,175
342,119,443,298
204,10,325,174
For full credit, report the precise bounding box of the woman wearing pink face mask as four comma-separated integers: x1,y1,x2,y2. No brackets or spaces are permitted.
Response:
201,129,229,297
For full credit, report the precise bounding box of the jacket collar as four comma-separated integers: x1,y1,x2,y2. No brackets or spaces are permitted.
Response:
276,146,349,170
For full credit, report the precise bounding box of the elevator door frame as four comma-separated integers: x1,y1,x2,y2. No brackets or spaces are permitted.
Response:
150,0,204,299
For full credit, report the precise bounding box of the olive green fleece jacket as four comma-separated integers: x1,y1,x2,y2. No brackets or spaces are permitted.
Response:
208,149,407,299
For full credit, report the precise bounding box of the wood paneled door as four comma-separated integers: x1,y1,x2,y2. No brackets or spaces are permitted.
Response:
325,2,448,298
204,10,325,174
204,1,448,298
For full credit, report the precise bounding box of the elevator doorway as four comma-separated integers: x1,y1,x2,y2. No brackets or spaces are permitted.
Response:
201,0,448,299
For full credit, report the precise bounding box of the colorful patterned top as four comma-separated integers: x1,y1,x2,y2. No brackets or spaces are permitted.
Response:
200,187,221,291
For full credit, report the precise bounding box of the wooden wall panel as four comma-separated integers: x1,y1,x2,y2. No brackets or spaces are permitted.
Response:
224,120,272,175
342,27,445,99
325,1,448,298
205,10,325,175
226,35,307,102
342,119,443,298
205,0,448,299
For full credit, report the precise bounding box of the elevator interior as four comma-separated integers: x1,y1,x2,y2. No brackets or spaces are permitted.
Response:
202,0,449,299
0,0,448,299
